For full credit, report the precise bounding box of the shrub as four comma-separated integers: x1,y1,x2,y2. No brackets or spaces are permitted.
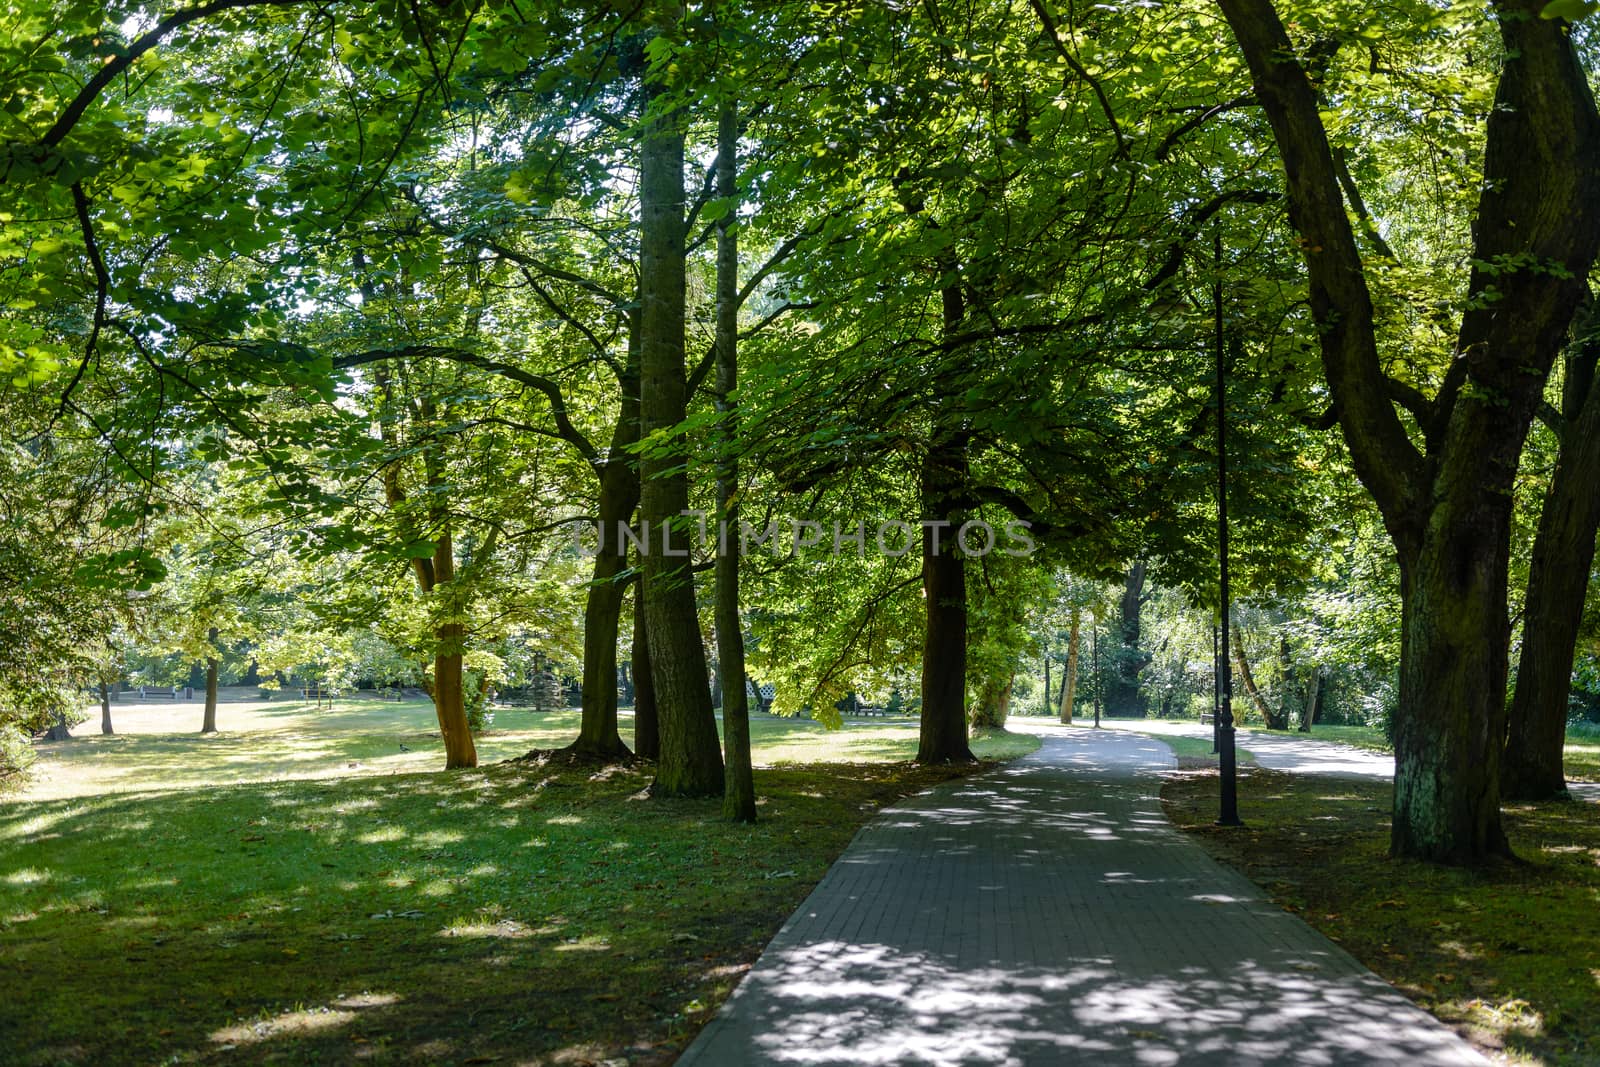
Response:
0,723,36,792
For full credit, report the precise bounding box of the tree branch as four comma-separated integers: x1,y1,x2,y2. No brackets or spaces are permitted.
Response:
333,346,600,469
40,0,308,150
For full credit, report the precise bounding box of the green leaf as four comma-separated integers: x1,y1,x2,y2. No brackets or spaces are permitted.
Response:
1540,0,1598,20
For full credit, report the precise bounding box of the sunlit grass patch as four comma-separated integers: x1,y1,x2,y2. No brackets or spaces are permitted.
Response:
1,720,1034,1065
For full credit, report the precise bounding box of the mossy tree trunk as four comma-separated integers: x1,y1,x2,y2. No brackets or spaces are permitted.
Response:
1104,562,1150,717
1220,0,1600,862
1504,330,1600,800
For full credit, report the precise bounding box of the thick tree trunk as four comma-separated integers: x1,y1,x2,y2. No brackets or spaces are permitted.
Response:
201,627,219,734
432,527,477,770
1504,340,1600,800
1391,520,1514,860
44,710,71,741
632,579,659,759
1059,607,1080,724
917,434,975,764
1104,562,1150,717
638,71,722,797
1218,0,1600,862
1230,626,1278,729
714,101,756,823
569,425,639,760
970,671,1012,729
99,681,113,735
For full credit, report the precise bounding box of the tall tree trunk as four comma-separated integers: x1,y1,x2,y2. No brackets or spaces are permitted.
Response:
1104,562,1150,717
1504,334,1600,800
714,99,755,822
99,681,113,735
917,280,975,765
638,65,722,797
1043,643,1052,714
1299,667,1321,733
1276,636,1299,731
1059,607,1080,724
569,396,640,760
1230,625,1278,728
201,627,219,734
632,578,658,759
432,525,477,769
372,364,476,770
1219,0,1600,861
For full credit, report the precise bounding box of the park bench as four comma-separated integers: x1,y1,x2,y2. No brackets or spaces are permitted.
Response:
1200,712,1215,725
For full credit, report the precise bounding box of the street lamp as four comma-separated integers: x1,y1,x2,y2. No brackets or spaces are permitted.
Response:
1213,230,1242,827
1091,620,1101,729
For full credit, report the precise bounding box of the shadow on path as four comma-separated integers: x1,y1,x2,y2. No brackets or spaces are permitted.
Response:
678,728,1487,1066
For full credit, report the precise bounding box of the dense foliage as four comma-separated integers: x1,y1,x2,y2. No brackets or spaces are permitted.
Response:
1,0,1597,857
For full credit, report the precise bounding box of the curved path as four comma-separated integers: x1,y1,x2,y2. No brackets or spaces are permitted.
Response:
1101,719,1600,802
678,726,1488,1066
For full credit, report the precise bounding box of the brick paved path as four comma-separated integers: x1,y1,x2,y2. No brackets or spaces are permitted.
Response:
677,726,1488,1066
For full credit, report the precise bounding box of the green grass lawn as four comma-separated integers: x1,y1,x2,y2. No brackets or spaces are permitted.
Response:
1163,766,1600,1066
2,696,1038,1065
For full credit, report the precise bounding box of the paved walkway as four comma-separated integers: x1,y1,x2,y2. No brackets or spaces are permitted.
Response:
1101,719,1600,803
679,727,1488,1066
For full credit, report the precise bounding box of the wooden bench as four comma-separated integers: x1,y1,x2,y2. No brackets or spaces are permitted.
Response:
1200,712,1215,725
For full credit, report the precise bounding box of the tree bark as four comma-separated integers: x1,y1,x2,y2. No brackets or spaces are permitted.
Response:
1043,642,1052,714
431,524,477,770
568,394,640,760
638,61,722,797
1229,626,1275,728
44,710,72,741
917,430,975,763
373,364,476,770
632,577,659,759
1299,666,1321,733
917,277,975,764
1504,335,1600,800
970,671,1013,730
1218,0,1600,862
713,100,756,822
1059,607,1080,724
99,681,113,735
1104,562,1150,717
1276,635,1299,731
201,626,219,734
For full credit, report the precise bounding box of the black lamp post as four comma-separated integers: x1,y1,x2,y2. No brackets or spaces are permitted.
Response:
1091,621,1101,729
1214,230,1242,827
1211,624,1220,755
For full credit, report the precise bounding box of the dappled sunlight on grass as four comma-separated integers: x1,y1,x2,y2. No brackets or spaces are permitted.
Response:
1162,766,1600,1065
0,736,1020,1066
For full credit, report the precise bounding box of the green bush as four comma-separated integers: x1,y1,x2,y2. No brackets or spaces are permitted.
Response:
0,723,36,792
